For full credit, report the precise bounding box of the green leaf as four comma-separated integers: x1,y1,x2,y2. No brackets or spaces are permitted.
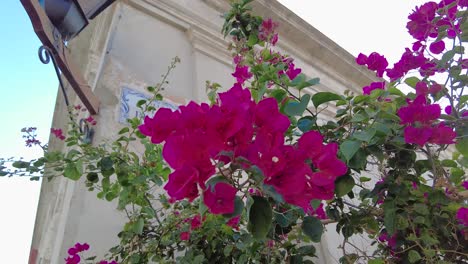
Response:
383,200,396,235
441,159,457,167
404,77,420,88
247,33,258,47
223,196,244,218
297,116,316,132
224,245,233,257
441,50,456,64
408,250,422,263
247,196,273,240
64,162,82,180
352,129,376,142
353,95,369,105
312,92,343,108
12,161,30,169
284,94,311,116
134,218,144,235
388,86,405,96
297,77,320,90
290,73,306,87
118,127,130,135
297,245,316,256
310,199,321,210
340,140,361,161
456,138,468,157
413,203,429,215
100,157,113,171
335,175,355,197
368,259,384,264
360,177,371,182
262,184,284,203
301,216,323,242
86,172,99,183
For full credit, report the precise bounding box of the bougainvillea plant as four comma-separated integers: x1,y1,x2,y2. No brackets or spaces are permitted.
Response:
2,0,468,263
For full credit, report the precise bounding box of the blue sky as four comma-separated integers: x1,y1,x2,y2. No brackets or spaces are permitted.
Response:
0,1,428,263
0,1,56,263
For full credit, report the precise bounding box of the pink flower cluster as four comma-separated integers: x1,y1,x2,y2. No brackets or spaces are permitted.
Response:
139,84,347,214
358,1,467,81
258,18,279,45
65,243,89,264
457,207,468,226
51,128,66,140
397,95,456,146
378,232,398,249
356,52,389,78
179,214,206,241
407,0,467,41
22,127,42,147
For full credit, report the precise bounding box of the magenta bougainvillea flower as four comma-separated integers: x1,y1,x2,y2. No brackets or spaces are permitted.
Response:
99,261,118,264
141,76,346,215
386,48,427,80
415,81,430,96
378,232,398,249
397,95,456,146
203,182,237,214
428,123,457,144
65,243,90,264
404,126,433,146
190,214,203,230
138,108,180,144
462,181,468,189
226,216,240,230
363,81,385,95
285,62,301,80
397,95,441,125
356,52,388,77
258,18,279,45
180,231,190,241
429,40,445,54
51,128,65,140
232,65,253,84
456,207,468,226
444,105,453,115
163,165,200,202
406,2,438,41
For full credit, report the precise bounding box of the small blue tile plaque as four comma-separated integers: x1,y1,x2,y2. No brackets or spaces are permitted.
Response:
119,87,178,124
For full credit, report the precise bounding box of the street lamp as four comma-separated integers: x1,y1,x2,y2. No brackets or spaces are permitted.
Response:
39,0,88,40
20,0,116,115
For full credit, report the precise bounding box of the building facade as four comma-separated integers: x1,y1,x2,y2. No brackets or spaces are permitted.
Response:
29,1,379,263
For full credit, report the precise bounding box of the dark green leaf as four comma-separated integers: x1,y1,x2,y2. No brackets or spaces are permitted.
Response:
408,250,422,263
297,116,316,132
301,216,323,242
248,196,272,240
335,175,355,197
86,172,99,183
284,94,311,116
312,92,343,108
340,140,361,161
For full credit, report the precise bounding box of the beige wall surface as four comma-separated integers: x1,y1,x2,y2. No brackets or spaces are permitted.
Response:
29,1,380,263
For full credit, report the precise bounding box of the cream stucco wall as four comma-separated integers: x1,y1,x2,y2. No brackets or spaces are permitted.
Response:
29,1,381,263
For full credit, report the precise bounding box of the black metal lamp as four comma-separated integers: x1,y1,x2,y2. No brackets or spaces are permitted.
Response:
38,0,115,40
39,0,88,40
